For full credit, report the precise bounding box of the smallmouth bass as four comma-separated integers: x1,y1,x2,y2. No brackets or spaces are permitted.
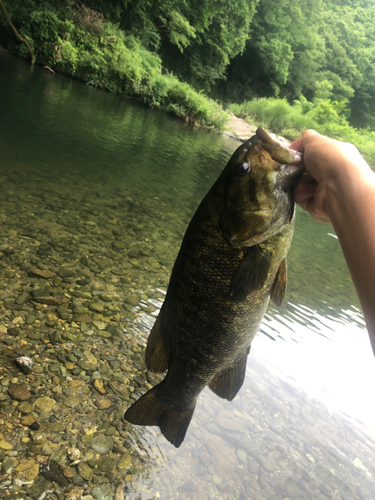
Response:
125,128,305,447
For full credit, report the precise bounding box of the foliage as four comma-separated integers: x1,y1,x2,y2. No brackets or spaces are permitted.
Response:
228,94,375,167
0,0,228,130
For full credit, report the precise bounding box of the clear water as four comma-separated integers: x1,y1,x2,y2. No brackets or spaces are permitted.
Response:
1,53,375,500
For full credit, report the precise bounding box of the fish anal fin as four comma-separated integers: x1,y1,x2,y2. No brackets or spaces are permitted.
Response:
271,258,287,307
230,246,271,301
145,314,169,373
208,347,250,401
124,384,195,448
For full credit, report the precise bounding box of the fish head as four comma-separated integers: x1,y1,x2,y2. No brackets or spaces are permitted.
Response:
219,128,305,248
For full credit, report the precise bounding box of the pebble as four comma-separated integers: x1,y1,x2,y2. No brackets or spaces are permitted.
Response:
91,435,114,455
8,384,31,401
34,397,56,412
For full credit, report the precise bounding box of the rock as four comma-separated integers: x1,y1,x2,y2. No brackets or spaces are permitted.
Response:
78,462,93,481
15,356,33,373
353,457,368,471
95,399,112,409
18,401,33,413
89,303,105,313
15,458,39,480
91,484,114,500
64,486,84,500
91,435,114,455
117,454,132,470
29,477,53,499
2,457,18,473
216,409,245,432
0,440,14,450
34,396,56,412
65,396,81,408
33,295,69,306
21,415,37,426
15,292,30,305
58,267,76,278
73,313,92,323
8,384,31,401
93,320,107,330
93,379,106,394
29,269,57,279
259,454,277,472
108,380,129,400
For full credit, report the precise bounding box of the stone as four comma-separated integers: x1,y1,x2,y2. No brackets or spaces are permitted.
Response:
108,380,129,400
8,384,31,401
0,440,14,450
29,477,53,499
2,457,18,473
15,458,39,480
91,435,114,455
34,396,56,412
65,486,84,500
95,399,112,409
78,461,93,481
65,396,81,408
21,415,37,426
89,303,105,313
93,379,106,394
29,269,57,279
91,484,114,500
117,454,132,470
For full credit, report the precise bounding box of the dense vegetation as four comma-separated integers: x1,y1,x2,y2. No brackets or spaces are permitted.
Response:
1,0,375,161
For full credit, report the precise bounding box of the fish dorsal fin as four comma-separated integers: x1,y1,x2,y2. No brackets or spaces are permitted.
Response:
270,258,287,307
208,347,250,401
145,311,169,373
230,246,271,301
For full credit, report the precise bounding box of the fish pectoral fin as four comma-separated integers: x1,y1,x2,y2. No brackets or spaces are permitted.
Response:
208,347,250,401
230,246,271,300
124,383,195,448
145,313,169,373
270,258,287,307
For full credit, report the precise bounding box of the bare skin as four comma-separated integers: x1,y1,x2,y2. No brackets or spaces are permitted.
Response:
290,130,375,356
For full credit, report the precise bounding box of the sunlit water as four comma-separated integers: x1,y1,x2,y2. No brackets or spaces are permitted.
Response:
1,52,375,499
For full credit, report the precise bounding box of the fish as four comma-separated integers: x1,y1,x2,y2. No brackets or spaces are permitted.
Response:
124,128,305,447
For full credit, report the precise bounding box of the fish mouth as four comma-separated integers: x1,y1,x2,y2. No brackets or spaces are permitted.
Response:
280,162,306,191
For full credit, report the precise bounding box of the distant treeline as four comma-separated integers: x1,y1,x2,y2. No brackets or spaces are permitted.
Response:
1,0,375,139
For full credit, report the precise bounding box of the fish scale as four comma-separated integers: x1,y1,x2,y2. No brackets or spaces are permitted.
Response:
125,128,305,447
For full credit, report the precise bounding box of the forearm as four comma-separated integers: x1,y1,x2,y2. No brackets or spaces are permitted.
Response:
326,167,375,354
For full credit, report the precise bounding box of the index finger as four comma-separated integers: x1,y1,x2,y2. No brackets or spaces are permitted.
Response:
289,129,319,153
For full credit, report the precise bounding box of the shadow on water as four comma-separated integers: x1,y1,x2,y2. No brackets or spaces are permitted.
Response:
0,52,375,499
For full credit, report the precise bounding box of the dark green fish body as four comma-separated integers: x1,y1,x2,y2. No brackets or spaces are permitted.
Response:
125,128,304,447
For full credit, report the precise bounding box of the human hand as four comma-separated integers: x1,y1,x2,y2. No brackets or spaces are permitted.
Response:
289,130,370,223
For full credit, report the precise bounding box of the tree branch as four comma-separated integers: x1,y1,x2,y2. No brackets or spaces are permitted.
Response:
0,0,36,64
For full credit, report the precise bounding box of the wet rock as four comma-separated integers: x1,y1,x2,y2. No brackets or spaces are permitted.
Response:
18,401,33,413
89,303,105,313
2,457,18,473
0,440,13,450
34,396,56,412
117,454,132,470
108,380,129,400
29,477,53,499
29,269,57,279
93,379,106,394
91,435,114,455
8,384,31,401
91,484,114,500
21,415,37,426
95,399,112,409
15,356,33,373
15,291,30,305
260,454,277,472
15,458,39,480
78,462,93,481
33,295,69,306
65,486,84,500
58,267,76,278
65,396,81,408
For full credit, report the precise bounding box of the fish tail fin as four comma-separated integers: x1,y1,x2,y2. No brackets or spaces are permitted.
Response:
124,384,195,448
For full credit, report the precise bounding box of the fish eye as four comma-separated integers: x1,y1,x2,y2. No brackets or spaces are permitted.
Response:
237,162,250,176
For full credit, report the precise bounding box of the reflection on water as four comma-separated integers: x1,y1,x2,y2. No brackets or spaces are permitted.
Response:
0,52,374,499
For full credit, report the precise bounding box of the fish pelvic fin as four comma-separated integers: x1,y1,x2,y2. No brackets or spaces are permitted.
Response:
124,385,195,448
145,314,169,373
230,246,271,301
208,347,250,401
270,258,287,307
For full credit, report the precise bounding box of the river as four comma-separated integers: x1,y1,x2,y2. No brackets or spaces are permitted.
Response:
0,51,374,500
